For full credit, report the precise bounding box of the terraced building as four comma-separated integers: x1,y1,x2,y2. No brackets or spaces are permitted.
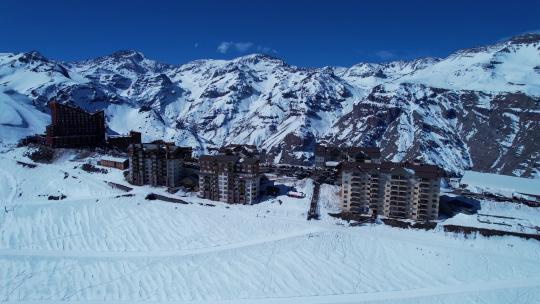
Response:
199,153,261,205
341,162,443,221
127,142,192,188
45,101,105,148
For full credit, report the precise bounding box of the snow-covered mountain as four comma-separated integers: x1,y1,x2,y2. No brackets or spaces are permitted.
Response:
1,34,539,177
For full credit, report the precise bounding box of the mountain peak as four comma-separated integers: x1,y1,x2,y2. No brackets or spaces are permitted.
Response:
233,53,284,65
19,50,48,63
111,49,145,60
506,33,540,45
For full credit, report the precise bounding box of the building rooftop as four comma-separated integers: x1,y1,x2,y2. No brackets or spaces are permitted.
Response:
343,161,444,178
346,147,381,159
48,100,104,116
101,156,128,163
200,154,240,162
240,157,259,164
218,144,261,158
200,154,260,165
128,143,192,159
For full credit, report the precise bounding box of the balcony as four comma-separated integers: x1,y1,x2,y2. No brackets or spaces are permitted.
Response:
388,200,408,206
388,206,408,212
388,211,407,218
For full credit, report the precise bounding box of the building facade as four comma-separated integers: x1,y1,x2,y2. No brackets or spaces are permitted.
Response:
98,157,129,170
107,131,142,151
127,142,192,188
198,154,260,204
314,144,381,168
341,162,442,221
45,101,106,148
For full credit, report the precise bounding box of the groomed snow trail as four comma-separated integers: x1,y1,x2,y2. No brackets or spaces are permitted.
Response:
0,227,325,260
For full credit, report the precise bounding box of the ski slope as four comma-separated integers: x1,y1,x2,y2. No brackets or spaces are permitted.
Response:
0,91,48,145
461,170,540,196
0,147,539,303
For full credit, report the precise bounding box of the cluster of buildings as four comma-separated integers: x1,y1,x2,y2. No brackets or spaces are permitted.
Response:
125,141,263,204
37,100,444,221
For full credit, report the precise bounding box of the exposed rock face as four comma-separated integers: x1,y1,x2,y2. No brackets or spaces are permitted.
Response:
325,84,540,177
0,34,539,177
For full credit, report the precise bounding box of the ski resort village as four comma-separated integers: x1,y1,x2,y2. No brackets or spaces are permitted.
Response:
0,33,540,303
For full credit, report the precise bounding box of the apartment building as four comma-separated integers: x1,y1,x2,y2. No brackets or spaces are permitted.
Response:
45,101,106,148
314,144,381,168
198,153,261,204
341,162,443,221
127,142,192,188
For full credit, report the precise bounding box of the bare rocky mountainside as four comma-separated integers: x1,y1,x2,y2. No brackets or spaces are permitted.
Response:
0,34,539,177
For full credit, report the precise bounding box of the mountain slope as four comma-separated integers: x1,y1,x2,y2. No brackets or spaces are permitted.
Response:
0,34,539,177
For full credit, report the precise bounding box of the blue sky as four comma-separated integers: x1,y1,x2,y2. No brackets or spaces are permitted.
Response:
0,0,538,67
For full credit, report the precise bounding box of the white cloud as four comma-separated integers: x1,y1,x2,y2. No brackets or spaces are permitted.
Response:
217,41,254,54
375,50,396,60
217,41,277,54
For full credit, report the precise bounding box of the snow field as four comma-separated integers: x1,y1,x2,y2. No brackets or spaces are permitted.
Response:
0,148,539,303
461,170,540,196
0,91,48,144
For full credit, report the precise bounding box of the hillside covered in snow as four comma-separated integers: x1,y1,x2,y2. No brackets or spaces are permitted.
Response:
1,34,539,177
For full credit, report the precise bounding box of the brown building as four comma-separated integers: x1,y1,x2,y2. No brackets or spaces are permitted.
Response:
127,142,192,187
45,101,106,148
107,131,142,151
98,157,129,170
314,144,381,168
214,144,268,165
341,161,443,221
198,151,261,204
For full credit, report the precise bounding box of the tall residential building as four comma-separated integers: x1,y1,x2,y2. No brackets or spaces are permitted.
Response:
341,162,443,221
198,153,261,204
314,144,381,168
127,142,192,188
45,101,105,148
